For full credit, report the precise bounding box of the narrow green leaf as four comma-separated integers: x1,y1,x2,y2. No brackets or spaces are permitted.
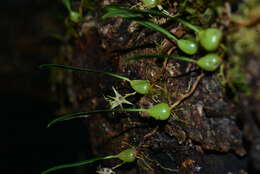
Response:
39,64,131,82
124,54,196,63
136,20,178,41
47,108,146,127
47,109,116,127
103,7,178,41
41,155,116,174
113,7,178,19
102,7,138,19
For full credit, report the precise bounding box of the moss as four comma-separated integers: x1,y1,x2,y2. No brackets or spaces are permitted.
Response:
225,0,260,95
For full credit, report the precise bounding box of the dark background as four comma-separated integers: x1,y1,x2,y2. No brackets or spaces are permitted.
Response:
2,1,89,174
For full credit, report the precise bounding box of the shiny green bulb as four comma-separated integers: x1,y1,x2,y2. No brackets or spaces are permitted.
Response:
177,39,199,55
147,103,171,120
198,28,222,51
130,80,151,95
141,0,160,8
197,53,222,71
117,148,137,163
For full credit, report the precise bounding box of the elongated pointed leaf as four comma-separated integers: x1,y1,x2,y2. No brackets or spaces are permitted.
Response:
124,53,196,63
47,109,115,127
47,108,145,127
40,64,130,82
103,8,178,41
41,155,116,174
102,8,137,18
108,7,178,19
136,20,177,41
105,7,199,32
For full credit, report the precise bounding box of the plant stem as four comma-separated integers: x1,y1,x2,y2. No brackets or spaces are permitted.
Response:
40,64,131,82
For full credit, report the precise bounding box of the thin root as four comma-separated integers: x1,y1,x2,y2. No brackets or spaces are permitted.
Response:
170,74,204,110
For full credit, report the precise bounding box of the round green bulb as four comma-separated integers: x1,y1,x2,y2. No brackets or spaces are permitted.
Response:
130,80,151,95
177,39,199,55
147,103,171,120
117,148,136,163
198,28,222,51
141,0,160,8
70,11,81,23
197,53,222,71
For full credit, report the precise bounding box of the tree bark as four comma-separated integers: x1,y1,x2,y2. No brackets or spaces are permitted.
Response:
53,0,260,173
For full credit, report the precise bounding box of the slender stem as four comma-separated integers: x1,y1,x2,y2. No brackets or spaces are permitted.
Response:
175,18,201,33
40,64,131,82
41,155,116,174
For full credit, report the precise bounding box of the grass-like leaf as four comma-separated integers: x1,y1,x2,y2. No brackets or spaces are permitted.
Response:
39,64,130,82
47,108,145,127
124,53,197,63
41,155,116,174
104,7,201,32
102,7,138,18
103,7,178,41
48,109,114,128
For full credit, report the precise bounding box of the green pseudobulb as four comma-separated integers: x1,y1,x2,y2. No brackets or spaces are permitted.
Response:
130,80,151,95
177,39,199,55
117,148,137,163
197,53,222,71
198,28,222,51
147,103,171,120
141,0,160,8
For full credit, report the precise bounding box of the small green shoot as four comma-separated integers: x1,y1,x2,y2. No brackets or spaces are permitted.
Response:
41,148,137,174
103,7,198,55
124,53,222,71
39,64,151,94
